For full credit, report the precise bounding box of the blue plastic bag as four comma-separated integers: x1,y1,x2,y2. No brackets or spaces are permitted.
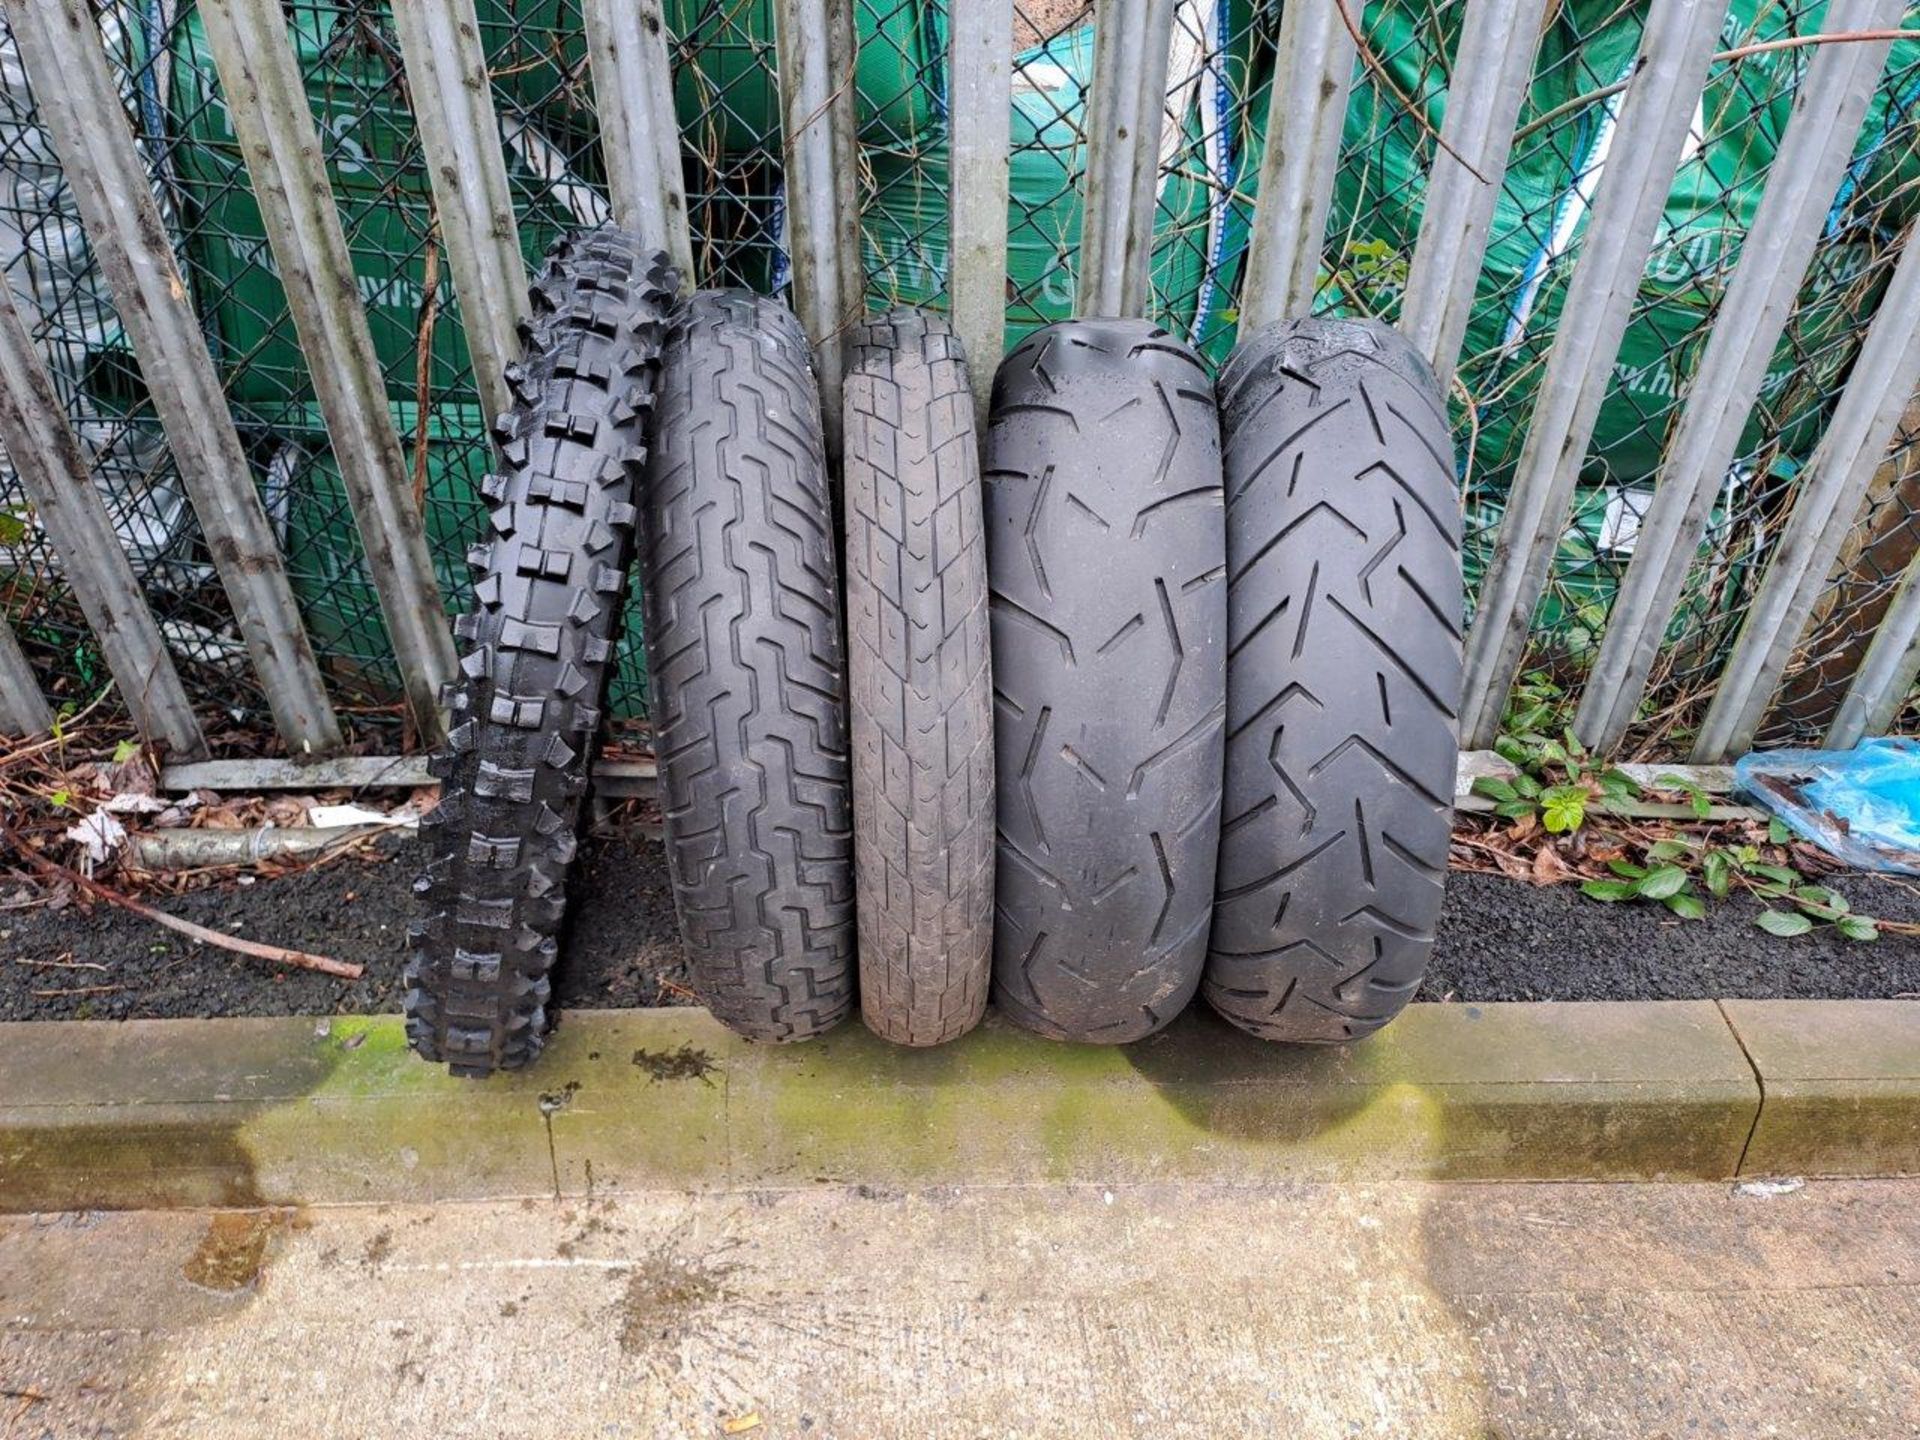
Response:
1735,736,1920,875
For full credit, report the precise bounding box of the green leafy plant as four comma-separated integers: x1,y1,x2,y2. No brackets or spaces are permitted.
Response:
1479,673,1882,943
1580,835,1879,941
1471,675,1640,834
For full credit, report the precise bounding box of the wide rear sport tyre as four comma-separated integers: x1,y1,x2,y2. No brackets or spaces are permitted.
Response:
843,310,995,1046
984,319,1226,1043
410,227,675,1076
1204,317,1462,1043
638,291,856,1042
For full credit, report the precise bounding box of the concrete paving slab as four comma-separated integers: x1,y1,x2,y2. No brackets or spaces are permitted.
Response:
2,1178,1915,1437
1723,999,1920,1177
0,1002,1762,1211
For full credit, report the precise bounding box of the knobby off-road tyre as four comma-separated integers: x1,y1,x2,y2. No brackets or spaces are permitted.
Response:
638,291,855,1042
410,228,676,1077
843,310,996,1046
1204,317,1463,1043
984,319,1227,1043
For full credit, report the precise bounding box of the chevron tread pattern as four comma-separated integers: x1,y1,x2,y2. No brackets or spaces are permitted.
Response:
638,291,854,1042
843,310,995,1046
1205,317,1462,1043
409,226,676,1077
984,319,1226,1043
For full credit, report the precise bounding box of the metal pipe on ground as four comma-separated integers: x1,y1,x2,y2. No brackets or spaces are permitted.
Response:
128,825,403,871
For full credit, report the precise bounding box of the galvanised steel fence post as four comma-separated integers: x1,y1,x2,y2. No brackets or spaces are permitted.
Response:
1400,0,1549,389
202,0,457,743
1078,0,1177,318
0,279,206,757
949,0,1015,421
5,0,342,754
0,611,50,737
1239,0,1356,327
1458,0,1723,748
585,0,696,286
1694,230,1920,760
391,0,529,423
1574,0,1904,754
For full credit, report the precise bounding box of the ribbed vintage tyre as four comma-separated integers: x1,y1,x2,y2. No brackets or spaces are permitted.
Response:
409,227,676,1077
984,318,1227,1043
842,309,995,1046
1204,317,1463,1043
638,291,855,1042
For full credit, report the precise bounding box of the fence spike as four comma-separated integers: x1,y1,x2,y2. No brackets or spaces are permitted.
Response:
1574,0,1903,755
391,0,528,423
1457,0,1723,748
5,0,341,755
585,0,695,286
1238,0,1356,328
1694,231,1920,761
0,610,49,738
1079,0,1178,318
201,0,456,743
773,0,862,451
1400,0,1549,390
0,281,206,758
949,0,1015,422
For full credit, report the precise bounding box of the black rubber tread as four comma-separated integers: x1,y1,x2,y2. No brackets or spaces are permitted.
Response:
409,226,677,1077
983,318,1227,1043
638,290,855,1042
1204,316,1463,1043
842,309,995,1046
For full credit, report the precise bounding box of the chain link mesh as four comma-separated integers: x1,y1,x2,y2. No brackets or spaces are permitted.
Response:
1,0,1918,756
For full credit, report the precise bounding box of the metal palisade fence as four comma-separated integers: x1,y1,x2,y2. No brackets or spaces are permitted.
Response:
1,0,1919,779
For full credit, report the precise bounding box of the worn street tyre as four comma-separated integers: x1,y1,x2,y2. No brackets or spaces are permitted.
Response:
843,310,995,1046
410,227,676,1077
1204,317,1462,1043
984,318,1226,1043
639,291,855,1042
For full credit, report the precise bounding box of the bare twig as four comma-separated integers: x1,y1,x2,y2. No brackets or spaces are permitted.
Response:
1331,0,1490,185
1716,26,1920,61
1516,28,1920,144
2,825,363,980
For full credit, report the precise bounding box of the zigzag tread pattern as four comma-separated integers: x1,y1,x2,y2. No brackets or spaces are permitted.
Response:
985,319,1226,1043
409,226,677,1077
843,309,996,1046
1205,317,1464,1044
637,290,854,1043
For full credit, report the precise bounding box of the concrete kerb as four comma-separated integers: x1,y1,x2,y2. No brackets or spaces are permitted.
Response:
1,999,1912,1211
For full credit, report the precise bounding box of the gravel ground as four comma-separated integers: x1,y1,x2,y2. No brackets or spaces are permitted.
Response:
2,837,1917,1022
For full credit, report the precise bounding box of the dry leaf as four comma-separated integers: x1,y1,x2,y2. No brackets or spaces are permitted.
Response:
1529,844,1568,886
721,1415,763,1435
